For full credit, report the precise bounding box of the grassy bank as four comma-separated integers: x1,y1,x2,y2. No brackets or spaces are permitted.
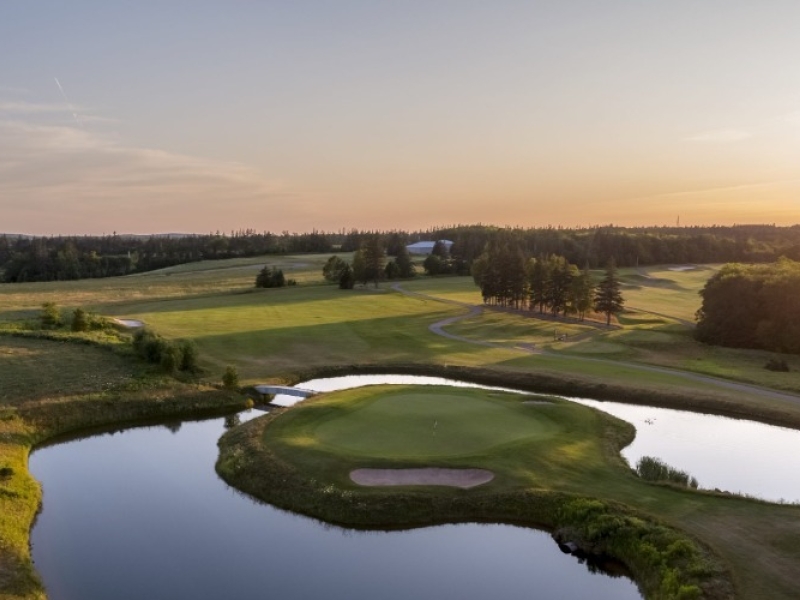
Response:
0,335,250,600
216,386,733,600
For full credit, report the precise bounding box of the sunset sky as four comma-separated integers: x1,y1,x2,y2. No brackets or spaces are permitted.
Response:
2,1,799,235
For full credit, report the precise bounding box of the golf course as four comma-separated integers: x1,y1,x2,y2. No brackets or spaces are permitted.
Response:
2,254,800,599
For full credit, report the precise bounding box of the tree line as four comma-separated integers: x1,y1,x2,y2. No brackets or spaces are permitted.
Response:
5,224,800,283
0,231,333,283
695,258,800,355
471,233,624,324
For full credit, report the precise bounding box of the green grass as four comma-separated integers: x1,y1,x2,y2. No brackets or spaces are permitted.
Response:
448,310,596,348
297,387,560,459
0,336,137,406
618,265,719,324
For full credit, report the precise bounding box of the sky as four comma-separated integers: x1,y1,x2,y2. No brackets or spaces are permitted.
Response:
1,1,799,235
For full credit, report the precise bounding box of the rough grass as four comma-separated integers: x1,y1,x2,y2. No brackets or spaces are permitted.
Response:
0,336,137,406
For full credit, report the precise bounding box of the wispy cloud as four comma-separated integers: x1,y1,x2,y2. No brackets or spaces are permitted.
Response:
685,128,752,143
0,104,307,233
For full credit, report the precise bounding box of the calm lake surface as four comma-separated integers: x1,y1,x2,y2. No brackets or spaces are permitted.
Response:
30,414,641,600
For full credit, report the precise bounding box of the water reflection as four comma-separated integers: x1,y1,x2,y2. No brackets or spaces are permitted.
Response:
30,415,641,600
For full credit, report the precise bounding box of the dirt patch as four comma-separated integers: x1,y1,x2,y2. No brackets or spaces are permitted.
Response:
350,467,494,489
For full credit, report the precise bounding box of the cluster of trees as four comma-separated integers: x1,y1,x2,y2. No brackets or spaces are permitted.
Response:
255,266,295,288
322,236,416,289
421,241,470,276
471,235,624,324
132,328,200,373
695,258,800,354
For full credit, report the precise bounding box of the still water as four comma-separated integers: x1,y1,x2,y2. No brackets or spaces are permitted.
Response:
30,415,641,600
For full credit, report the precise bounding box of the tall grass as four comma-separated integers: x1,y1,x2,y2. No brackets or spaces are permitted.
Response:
636,456,699,489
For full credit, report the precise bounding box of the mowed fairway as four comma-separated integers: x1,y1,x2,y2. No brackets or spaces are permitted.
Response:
132,286,520,381
310,388,560,459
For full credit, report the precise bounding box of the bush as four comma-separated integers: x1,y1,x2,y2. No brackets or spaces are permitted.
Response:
765,358,790,372
132,329,202,375
179,340,200,372
0,466,13,481
40,302,62,329
159,344,182,373
222,365,239,390
71,307,89,332
636,456,699,489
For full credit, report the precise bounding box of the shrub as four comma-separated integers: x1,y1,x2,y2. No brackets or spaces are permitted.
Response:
0,466,13,481
71,307,89,332
40,302,62,329
178,340,200,372
765,358,790,372
636,456,699,489
159,344,182,373
222,365,239,390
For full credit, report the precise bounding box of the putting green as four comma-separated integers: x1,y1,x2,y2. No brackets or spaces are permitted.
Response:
307,388,561,459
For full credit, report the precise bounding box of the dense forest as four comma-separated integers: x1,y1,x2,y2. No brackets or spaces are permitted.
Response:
695,258,800,355
2,224,800,283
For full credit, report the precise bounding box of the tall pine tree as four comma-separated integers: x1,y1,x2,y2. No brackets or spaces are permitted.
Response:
594,260,624,325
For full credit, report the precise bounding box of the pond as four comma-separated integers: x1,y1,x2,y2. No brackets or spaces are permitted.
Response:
30,414,641,600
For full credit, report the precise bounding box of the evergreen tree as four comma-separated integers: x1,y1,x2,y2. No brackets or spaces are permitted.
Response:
594,261,625,325
351,250,367,286
322,255,348,283
255,265,286,288
394,245,416,278
361,235,386,287
338,263,355,289
384,260,400,280
527,257,548,313
570,266,595,320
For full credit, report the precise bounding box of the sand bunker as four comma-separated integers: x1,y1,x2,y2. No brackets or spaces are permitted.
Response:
350,468,494,489
113,318,144,328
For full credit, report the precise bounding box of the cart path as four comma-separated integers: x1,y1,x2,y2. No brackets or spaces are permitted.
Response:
391,283,800,406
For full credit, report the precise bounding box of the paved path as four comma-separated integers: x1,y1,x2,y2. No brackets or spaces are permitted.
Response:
391,284,800,406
